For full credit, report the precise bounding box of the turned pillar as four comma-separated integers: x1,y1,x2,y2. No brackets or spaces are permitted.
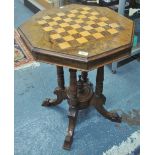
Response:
56,66,65,89
95,66,104,96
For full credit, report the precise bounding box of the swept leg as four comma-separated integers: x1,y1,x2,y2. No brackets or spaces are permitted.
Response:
63,107,78,150
93,66,122,123
93,97,121,122
42,66,67,107
42,88,67,106
63,69,78,150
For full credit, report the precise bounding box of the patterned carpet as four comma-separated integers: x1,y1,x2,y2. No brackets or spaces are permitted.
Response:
14,29,34,68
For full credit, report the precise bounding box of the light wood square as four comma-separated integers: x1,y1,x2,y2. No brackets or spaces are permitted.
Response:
76,37,88,44
78,15,87,19
83,7,91,10
88,16,97,20
95,27,105,32
68,29,78,35
92,33,104,39
67,14,76,18
63,18,72,22
48,21,57,26
56,28,65,33
37,20,47,25
63,35,74,41
80,31,91,37
81,11,89,15
99,17,109,21
57,12,65,16
83,25,93,30
53,17,62,21
107,28,118,34
59,42,71,49
70,10,78,13
60,23,70,27
97,22,108,27
43,27,53,32
43,16,51,20
86,21,95,25
109,23,119,28
75,19,83,24
71,24,81,29
91,11,99,15
50,34,61,40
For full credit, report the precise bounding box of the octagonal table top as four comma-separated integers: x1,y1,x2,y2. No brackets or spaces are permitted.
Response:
18,4,134,71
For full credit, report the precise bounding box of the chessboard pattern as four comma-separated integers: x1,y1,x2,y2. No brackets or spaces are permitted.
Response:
37,6,123,50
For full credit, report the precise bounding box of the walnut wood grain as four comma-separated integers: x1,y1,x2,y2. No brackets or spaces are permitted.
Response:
18,4,134,71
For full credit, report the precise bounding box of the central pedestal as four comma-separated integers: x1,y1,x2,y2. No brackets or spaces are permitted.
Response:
67,76,94,110
42,66,122,150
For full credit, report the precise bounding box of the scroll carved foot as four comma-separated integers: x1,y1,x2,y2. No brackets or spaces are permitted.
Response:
90,94,122,123
63,107,78,150
95,105,122,123
42,87,67,107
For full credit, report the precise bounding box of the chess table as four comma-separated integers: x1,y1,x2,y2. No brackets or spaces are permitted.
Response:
18,4,134,150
